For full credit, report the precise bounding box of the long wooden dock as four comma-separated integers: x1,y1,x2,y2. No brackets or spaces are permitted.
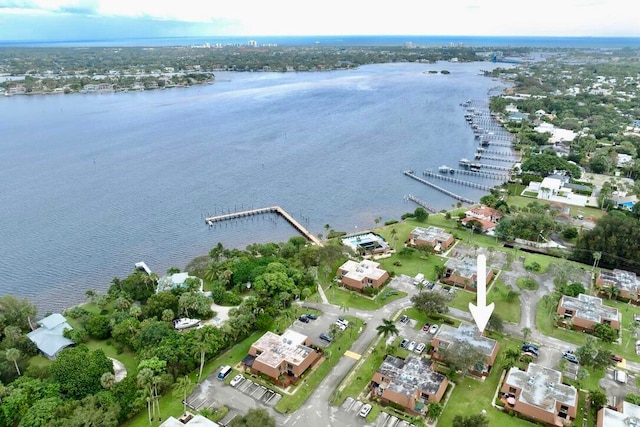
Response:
404,170,477,205
422,170,492,191
204,206,323,247
446,168,509,181
406,194,437,213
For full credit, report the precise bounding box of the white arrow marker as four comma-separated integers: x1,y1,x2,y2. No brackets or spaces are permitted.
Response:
469,254,494,333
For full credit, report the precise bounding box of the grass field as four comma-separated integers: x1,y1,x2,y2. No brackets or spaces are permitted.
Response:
449,279,521,324
324,286,407,310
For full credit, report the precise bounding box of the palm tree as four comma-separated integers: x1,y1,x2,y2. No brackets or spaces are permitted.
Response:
592,251,602,271
5,348,21,376
101,372,116,390
376,319,399,339
137,368,154,423
194,326,216,379
174,375,193,413
521,327,532,342
427,403,443,421
415,281,426,295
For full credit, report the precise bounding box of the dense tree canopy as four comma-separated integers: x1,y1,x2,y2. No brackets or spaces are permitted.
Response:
49,346,114,400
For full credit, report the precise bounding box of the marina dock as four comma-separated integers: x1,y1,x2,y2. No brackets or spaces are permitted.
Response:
405,194,437,213
403,170,477,205
422,170,492,191
445,168,509,181
205,206,323,247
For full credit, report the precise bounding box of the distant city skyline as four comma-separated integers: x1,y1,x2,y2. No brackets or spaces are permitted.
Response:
0,0,638,41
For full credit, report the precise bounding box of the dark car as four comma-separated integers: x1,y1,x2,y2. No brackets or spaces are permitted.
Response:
319,333,333,343
522,342,539,351
306,313,318,320
522,345,539,357
562,352,579,364
400,315,409,324
400,339,409,348
422,323,431,332
298,315,310,323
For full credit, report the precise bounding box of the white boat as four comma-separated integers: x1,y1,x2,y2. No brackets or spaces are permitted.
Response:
173,318,201,330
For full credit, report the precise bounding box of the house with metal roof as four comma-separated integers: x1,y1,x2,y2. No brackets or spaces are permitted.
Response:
556,293,620,332
431,323,499,377
26,313,74,359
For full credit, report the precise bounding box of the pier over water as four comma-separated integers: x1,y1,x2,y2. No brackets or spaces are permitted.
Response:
205,206,323,247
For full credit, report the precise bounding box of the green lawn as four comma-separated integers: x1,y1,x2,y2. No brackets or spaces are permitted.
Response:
275,316,364,413
124,331,264,427
324,286,407,310
449,279,520,324
85,339,139,376
377,252,446,282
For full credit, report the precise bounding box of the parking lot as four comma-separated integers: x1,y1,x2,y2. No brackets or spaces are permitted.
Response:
339,397,416,427
289,311,350,348
600,367,640,406
394,315,437,354
233,375,282,407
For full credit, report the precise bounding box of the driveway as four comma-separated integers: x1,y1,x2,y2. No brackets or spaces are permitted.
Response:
599,367,639,406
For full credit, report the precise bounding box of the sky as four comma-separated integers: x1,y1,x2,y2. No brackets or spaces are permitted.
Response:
0,0,638,41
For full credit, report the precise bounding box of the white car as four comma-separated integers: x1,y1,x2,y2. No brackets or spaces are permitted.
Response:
230,374,244,387
335,321,347,331
415,342,426,354
407,341,416,352
359,403,372,418
429,324,439,335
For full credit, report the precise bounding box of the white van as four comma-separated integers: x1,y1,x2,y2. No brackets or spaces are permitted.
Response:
615,370,628,384
217,365,232,380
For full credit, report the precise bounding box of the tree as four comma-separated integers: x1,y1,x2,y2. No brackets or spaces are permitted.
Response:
589,389,608,411
438,342,485,377
0,295,37,331
414,207,429,222
174,375,193,413
50,346,114,400
230,408,276,427
453,413,489,427
194,326,222,379
5,348,21,376
521,327,532,342
411,291,450,315
559,282,586,297
376,319,399,339
427,403,443,421
594,323,618,343
434,264,446,279
100,372,116,390
487,313,504,333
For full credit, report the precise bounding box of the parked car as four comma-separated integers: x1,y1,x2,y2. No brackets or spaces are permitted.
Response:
611,354,623,363
615,370,628,384
230,374,244,387
562,351,579,364
407,341,416,352
400,339,409,348
400,315,409,324
522,345,539,357
359,403,372,418
305,313,318,320
298,315,310,323
635,340,640,356
522,343,539,351
429,324,439,335
422,323,431,332
415,343,426,354
335,321,347,331
319,333,333,343
337,317,349,327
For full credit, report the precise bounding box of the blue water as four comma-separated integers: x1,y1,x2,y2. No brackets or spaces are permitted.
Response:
1,61,510,312
3,35,640,48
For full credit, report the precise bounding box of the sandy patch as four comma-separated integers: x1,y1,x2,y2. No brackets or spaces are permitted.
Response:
201,302,237,327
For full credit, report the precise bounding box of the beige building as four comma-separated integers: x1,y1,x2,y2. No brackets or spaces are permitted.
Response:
597,401,640,427
246,329,319,386
371,355,448,415
338,259,389,291
556,293,620,332
431,323,499,377
502,363,578,426
408,226,455,251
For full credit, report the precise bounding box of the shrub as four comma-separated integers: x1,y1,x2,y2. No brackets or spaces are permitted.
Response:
384,220,399,226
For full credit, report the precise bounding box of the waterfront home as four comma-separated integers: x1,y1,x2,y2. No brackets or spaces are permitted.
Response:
26,313,74,359
338,259,389,292
596,269,640,303
243,329,319,386
556,293,620,332
156,272,204,293
523,175,588,207
370,355,447,415
442,255,494,291
431,323,499,377
408,226,454,252
460,205,503,233
501,363,578,426
341,232,390,256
